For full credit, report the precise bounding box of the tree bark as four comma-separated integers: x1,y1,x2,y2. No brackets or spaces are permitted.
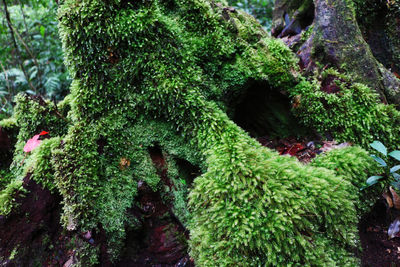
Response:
272,0,400,106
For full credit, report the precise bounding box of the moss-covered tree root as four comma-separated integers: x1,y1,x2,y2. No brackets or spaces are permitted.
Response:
0,0,392,266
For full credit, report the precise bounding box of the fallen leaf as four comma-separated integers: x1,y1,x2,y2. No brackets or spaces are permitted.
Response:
320,141,351,153
23,134,41,153
119,157,131,170
383,191,394,208
390,186,400,210
388,217,400,239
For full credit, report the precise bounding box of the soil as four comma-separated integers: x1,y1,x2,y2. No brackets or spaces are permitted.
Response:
116,146,193,266
0,174,70,266
257,135,350,163
359,200,400,266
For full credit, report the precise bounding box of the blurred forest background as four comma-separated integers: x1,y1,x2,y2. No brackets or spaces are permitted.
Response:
0,0,274,120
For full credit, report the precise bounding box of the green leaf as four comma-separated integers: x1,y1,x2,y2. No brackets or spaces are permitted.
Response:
389,151,400,161
393,173,400,180
391,165,400,173
40,25,45,37
371,155,387,167
370,141,387,156
361,175,384,189
366,175,383,185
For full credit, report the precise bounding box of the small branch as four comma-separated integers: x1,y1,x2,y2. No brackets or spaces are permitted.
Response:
17,0,30,40
11,22,43,93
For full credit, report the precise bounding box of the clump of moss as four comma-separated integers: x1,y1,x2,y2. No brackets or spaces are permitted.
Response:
311,146,381,213
0,179,25,215
189,120,369,266
0,95,70,216
289,69,400,150
54,0,383,265
23,137,62,192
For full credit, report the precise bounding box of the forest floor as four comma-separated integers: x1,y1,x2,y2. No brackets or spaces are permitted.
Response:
359,201,400,266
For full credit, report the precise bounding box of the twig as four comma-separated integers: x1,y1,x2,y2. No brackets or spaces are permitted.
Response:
10,22,43,92
17,0,30,40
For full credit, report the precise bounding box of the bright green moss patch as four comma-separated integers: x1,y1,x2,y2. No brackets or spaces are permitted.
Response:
0,117,17,130
0,179,25,215
23,137,61,192
311,146,381,213
289,69,400,150
189,122,366,266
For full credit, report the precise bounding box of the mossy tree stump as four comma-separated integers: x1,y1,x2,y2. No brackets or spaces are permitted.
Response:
0,0,398,266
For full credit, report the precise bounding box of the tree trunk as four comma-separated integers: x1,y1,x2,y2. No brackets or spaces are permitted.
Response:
0,0,398,266
272,0,400,105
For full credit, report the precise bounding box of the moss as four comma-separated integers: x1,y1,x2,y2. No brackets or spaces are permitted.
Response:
0,0,387,265
0,169,13,191
311,146,382,213
188,120,368,265
55,0,381,265
23,137,62,192
0,179,25,215
0,117,17,130
289,69,400,150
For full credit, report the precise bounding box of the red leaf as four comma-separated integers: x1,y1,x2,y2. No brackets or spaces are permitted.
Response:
39,131,49,136
23,134,41,153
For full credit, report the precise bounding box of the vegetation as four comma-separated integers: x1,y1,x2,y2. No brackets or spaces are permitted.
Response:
0,0,399,266
227,0,274,29
0,0,70,116
362,141,400,191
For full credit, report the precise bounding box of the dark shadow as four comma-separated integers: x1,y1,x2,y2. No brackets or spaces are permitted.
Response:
232,80,310,138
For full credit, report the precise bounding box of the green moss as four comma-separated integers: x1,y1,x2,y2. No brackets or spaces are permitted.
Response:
23,137,62,192
53,0,381,265
1,0,388,265
0,179,25,215
311,146,381,213
289,69,400,150
0,117,17,130
189,121,367,265
0,169,13,191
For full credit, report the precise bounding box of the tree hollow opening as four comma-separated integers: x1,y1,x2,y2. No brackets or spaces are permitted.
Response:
232,81,309,139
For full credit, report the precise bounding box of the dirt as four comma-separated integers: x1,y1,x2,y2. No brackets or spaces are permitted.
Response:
321,74,342,94
116,147,193,266
360,200,400,266
0,174,70,266
0,127,12,169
